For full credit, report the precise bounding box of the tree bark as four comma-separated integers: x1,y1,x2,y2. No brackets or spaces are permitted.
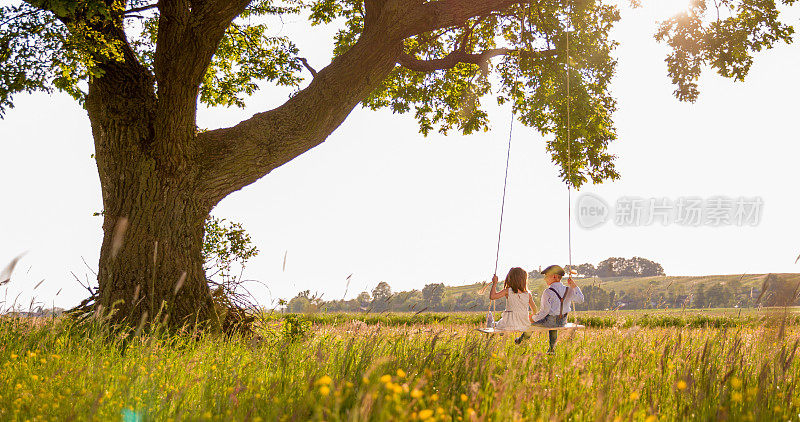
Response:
94,173,215,327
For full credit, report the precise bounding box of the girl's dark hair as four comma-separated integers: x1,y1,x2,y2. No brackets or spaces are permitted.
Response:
504,267,528,293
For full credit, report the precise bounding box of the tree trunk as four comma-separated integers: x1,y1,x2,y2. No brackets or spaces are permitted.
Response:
85,59,216,328
95,175,214,327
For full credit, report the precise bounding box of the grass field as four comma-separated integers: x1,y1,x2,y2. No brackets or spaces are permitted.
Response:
263,308,800,329
1,310,799,421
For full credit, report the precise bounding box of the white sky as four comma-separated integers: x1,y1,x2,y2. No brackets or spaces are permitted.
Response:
1,1,799,310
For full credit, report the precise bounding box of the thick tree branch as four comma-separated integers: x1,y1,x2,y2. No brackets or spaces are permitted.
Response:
153,0,252,92
402,0,520,39
49,3,152,96
192,0,538,205
364,0,387,30
195,29,403,206
150,0,252,165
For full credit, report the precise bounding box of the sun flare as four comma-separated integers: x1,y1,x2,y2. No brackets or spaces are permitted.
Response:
647,0,696,19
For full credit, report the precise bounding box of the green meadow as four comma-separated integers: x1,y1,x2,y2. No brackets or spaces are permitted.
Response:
2,310,799,421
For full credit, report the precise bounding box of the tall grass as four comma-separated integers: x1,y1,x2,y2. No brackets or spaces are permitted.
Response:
1,315,798,421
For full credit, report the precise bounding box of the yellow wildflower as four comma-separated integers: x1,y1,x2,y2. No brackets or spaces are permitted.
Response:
676,380,687,390
419,409,434,419
380,374,392,383
732,392,743,403
411,389,424,399
431,393,439,401
467,408,476,416
645,416,657,422
731,377,742,389
397,369,406,378
629,392,639,400
319,386,331,396
460,394,468,402
316,375,332,385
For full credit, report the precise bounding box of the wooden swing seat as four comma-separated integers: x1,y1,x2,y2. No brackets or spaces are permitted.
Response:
477,323,585,335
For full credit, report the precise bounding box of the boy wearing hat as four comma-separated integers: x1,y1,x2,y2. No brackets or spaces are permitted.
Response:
515,265,585,353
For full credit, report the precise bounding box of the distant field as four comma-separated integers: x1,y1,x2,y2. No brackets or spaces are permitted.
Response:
443,273,800,298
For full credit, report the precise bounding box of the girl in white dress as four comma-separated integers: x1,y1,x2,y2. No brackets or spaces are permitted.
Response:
489,267,536,331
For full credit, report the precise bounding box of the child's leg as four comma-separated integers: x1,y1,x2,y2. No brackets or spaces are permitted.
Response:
516,315,551,344
547,330,558,353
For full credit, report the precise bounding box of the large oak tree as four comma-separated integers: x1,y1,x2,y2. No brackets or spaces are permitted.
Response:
0,0,794,326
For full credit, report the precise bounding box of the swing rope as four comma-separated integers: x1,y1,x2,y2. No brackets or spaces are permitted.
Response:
494,111,514,280
566,30,572,276
565,19,578,323
489,91,516,316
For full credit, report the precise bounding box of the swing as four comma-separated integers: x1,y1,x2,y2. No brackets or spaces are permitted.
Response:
477,323,583,335
478,16,585,336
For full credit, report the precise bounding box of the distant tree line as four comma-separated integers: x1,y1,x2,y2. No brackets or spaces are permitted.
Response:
285,275,797,313
562,257,666,278
285,281,770,314
575,274,799,311
287,281,492,313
